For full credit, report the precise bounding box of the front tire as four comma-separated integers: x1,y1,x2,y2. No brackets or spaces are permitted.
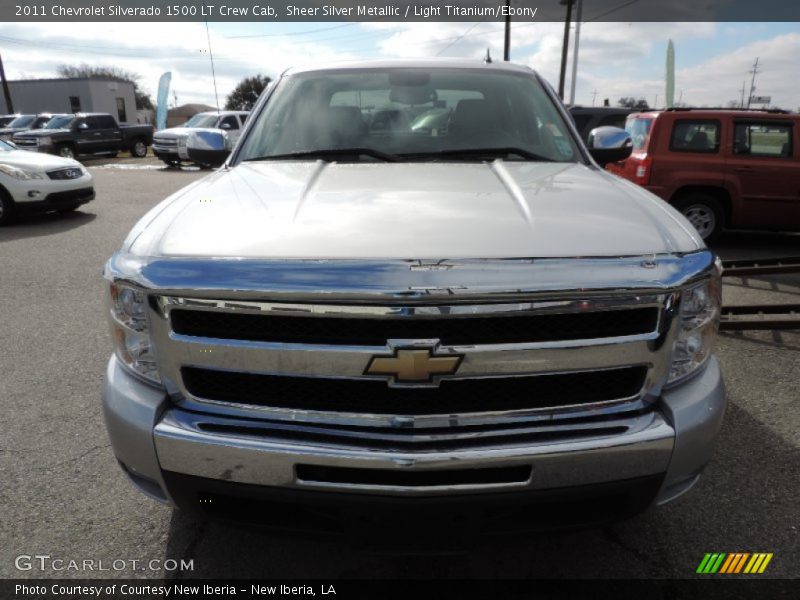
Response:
0,190,15,225
673,194,724,243
131,139,148,158
56,144,76,159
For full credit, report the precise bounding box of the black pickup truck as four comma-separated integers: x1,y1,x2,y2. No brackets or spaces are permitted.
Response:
12,113,153,159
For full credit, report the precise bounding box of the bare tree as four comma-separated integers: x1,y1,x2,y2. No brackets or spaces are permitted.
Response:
56,64,154,110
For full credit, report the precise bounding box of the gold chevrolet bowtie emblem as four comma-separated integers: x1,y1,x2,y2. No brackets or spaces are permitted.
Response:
365,348,463,384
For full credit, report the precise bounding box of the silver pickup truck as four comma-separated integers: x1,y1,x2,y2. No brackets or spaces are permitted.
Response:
152,110,248,167
103,60,725,532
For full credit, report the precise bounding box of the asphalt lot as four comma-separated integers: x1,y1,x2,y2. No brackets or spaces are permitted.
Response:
1,157,798,579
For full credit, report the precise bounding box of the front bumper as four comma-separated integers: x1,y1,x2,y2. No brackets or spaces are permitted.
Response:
153,146,180,161
15,187,95,213
102,355,726,515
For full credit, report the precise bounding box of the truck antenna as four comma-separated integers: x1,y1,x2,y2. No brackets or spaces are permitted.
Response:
205,20,221,114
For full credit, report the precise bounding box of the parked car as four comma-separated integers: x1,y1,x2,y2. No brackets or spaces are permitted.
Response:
0,114,17,127
607,108,800,241
102,59,725,532
153,111,249,166
0,113,70,141
12,113,154,160
568,106,635,144
0,138,94,224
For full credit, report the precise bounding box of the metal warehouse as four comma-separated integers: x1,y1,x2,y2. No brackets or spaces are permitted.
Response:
0,77,136,123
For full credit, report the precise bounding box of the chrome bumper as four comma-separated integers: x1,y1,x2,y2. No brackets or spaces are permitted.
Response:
102,355,725,506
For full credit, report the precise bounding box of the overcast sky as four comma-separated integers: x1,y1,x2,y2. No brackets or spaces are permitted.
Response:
0,21,797,110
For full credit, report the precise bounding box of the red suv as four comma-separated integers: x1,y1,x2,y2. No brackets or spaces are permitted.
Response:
607,109,800,241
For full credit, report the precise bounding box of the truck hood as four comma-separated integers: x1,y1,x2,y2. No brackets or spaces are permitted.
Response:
154,128,188,140
0,149,83,170
125,160,703,260
15,129,70,138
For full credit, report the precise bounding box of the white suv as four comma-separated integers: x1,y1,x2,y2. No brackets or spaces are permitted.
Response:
0,138,94,224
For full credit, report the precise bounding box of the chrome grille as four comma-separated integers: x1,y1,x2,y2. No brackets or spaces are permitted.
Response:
47,167,83,180
13,137,37,147
153,137,178,148
148,291,678,444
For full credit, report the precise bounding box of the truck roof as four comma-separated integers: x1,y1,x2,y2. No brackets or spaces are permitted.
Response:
284,58,536,76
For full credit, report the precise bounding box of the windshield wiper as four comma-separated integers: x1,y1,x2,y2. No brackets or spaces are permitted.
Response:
401,147,556,162
243,148,403,163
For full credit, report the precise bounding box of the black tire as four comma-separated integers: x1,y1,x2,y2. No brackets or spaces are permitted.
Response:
673,194,725,243
56,144,76,159
0,190,15,225
131,139,148,158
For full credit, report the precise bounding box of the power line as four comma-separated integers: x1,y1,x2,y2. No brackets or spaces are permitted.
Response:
436,21,485,56
585,0,642,23
226,23,357,39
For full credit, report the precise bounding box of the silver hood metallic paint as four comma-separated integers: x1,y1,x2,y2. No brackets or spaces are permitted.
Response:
125,160,703,260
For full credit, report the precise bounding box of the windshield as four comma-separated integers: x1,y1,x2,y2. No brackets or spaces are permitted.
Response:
7,115,35,128
0,139,14,151
626,116,653,151
32,116,53,129
237,67,580,163
46,116,75,129
182,114,219,128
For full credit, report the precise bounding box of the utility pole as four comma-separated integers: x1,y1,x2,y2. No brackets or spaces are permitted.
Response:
0,53,14,114
591,89,597,106
568,0,583,105
558,0,574,99
740,81,746,108
654,94,658,109
746,57,759,109
503,0,511,61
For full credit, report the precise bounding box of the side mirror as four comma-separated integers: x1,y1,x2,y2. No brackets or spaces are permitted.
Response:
77,122,89,130
184,130,230,167
587,126,633,167
219,122,231,130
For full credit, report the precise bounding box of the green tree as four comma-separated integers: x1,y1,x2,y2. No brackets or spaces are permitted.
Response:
56,64,153,110
225,75,271,111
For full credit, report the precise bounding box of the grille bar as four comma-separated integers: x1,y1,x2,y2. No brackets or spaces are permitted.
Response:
181,365,648,415
170,307,660,346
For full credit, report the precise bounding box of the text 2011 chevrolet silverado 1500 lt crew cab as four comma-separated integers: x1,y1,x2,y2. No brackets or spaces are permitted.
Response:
102,60,726,532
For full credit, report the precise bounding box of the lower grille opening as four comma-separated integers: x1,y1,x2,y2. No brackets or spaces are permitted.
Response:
295,465,532,487
181,365,648,415
163,471,665,537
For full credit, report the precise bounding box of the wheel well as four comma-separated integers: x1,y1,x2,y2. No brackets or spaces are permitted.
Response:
0,182,13,204
671,186,732,226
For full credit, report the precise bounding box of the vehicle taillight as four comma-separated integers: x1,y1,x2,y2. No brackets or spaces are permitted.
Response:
634,156,653,186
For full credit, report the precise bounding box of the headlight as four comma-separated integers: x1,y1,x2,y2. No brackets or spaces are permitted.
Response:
0,164,45,180
667,273,721,385
108,282,161,384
